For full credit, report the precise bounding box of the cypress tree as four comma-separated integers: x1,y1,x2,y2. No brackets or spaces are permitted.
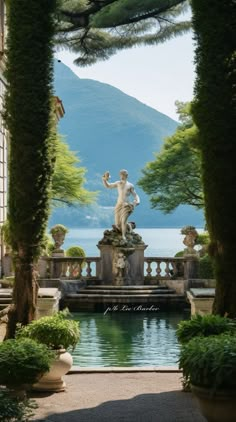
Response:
191,1,236,316
5,0,57,336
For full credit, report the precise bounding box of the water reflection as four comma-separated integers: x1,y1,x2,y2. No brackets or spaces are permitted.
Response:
72,311,189,367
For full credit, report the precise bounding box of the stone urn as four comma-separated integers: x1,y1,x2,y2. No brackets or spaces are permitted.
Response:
181,226,198,255
50,224,68,252
33,349,73,392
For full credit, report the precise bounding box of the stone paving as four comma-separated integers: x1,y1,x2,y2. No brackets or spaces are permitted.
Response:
31,372,206,422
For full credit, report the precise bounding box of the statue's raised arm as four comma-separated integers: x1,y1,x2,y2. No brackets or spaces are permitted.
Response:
102,171,118,189
102,169,140,241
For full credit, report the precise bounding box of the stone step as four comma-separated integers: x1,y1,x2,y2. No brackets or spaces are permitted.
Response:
0,303,10,310
66,293,184,299
63,293,185,305
0,298,12,303
78,289,176,295
85,285,166,289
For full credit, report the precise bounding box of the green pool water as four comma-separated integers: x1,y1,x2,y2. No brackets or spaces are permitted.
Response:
71,311,189,367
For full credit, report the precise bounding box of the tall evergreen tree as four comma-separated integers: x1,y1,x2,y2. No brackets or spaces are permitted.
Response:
56,0,189,65
5,0,57,337
191,0,236,316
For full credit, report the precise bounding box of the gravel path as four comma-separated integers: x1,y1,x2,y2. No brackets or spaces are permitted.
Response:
31,372,206,422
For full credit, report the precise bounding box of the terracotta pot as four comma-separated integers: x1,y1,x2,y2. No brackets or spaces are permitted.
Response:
191,385,236,422
33,349,73,392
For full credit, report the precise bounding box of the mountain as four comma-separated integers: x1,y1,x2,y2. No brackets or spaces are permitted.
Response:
50,60,204,228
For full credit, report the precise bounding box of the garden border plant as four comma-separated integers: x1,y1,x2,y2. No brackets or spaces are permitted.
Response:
0,338,54,391
16,310,79,350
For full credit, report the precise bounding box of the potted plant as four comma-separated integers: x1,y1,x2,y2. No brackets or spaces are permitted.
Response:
49,224,68,252
0,338,54,398
177,314,236,344
17,310,80,392
177,314,236,391
179,334,236,422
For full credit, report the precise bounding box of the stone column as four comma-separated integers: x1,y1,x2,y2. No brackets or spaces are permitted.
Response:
51,251,64,279
38,256,49,279
184,255,199,280
127,244,148,285
97,244,113,284
98,243,148,285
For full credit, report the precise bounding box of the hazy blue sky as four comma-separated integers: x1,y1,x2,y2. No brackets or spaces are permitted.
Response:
56,29,195,121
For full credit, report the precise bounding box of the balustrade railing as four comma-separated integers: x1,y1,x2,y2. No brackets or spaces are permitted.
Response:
37,255,195,282
38,256,101,281
144,257,186,280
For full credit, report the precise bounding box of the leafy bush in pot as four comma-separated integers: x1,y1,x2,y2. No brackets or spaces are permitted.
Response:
66,246,86,258
0,338,54,387
0,390,37,422
17,310,80,350
179,334,236,392
177,314,236,344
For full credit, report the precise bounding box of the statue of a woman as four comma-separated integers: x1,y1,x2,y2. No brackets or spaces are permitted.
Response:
102,169,140,240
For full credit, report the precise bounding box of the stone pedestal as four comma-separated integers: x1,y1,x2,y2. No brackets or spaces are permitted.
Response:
184,255,199,279
97,244,113,284
36,288,61,319
187,288,215,316
51,251,64,279
97,234,147,285
128,244,148,285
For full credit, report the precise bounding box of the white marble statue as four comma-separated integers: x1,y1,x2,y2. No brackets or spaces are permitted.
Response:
102,169,140,240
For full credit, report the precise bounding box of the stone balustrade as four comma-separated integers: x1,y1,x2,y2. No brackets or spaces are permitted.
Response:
38,254,198,283
144,257,186,280
38,256,101,281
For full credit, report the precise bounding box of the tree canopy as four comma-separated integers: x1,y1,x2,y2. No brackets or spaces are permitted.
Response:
56,0,190,65
51,135,96,207
138,101,204,213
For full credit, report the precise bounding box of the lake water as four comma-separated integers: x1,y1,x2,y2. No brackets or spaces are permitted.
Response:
71,311,189,367
64,227,204,257
64,229,197,366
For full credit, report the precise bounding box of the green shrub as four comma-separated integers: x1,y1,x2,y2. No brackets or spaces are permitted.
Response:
0,338,54,387
17,310,80,350
199,254,214,278
0,390,37,422
179,334,236,391
46,241,55,255
177,314,236,344
0,220,11,247
50,224,68,235
39,234,54,256
66,246,86,258
175,250,184,257
0,276,14,287
195,232,209,246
